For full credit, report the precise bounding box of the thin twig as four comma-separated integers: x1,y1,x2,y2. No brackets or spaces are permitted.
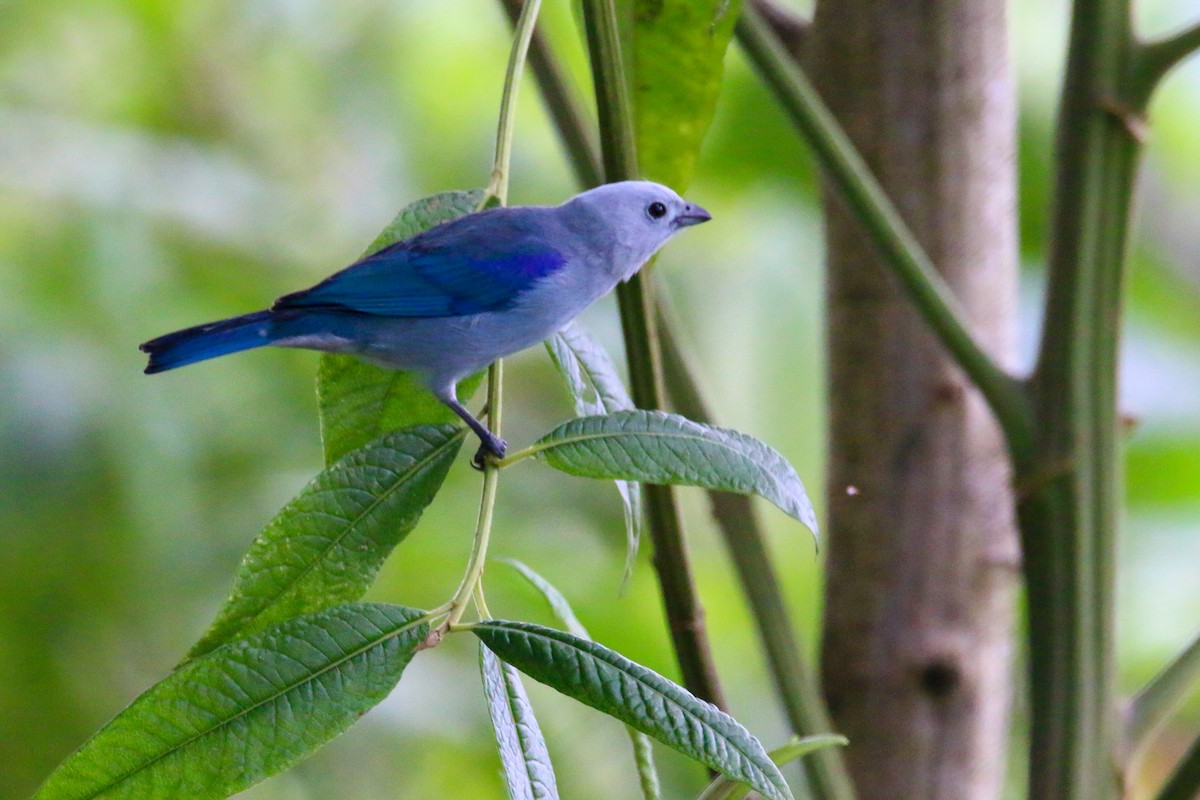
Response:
497,0,603,189
581,0,727,711
749,0,809,59
735,4,1035,468
657,298,856,800
1126,629,1200,759
507,7,855,793
483,0,543,206
1132,21,1200,106
449,2,541,624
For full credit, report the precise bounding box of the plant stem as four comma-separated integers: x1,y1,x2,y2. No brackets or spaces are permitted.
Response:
484,0,543,207
735,4,1034,465
581,0,727,711
657,300,856,800
630,729,663,800
447,363,504,627
449,0,544,623
497,0,603,189
1131,21,1200,106
1127,629,1200,758
506,15,852,790
1024,0,1139,796
580,0,637,181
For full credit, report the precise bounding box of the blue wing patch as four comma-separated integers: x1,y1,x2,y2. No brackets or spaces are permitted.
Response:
274,210,567,318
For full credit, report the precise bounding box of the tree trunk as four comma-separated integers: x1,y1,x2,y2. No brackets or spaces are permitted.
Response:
806,1,1020,798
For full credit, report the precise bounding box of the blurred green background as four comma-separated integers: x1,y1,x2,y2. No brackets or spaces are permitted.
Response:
2,1,1199,798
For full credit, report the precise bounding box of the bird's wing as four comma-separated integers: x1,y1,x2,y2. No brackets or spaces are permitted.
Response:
274,211,568,317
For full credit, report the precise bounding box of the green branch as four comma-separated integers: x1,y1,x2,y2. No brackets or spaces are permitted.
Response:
445,359,504,628
1127,630,1200,758
1023,0,1139,795
1132,21,1200,107
483,0,543,207
448,2,543,625
496,0,603,189
657,300,856,800
581,0,728,712
504,7,852,794
735,4,1035,467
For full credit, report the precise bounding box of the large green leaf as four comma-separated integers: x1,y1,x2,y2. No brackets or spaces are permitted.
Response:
317,189,485,464
529,409,818,539
631,0,741,191
473,620,793,800
35,604,428,800
480,642,560,800
188,425,463,658
545,322,643,577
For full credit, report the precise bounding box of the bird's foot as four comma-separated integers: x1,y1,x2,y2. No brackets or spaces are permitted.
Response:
470,435,508,471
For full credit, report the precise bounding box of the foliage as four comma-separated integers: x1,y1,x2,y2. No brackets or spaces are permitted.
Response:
5,0,1200,799
27,10,833,792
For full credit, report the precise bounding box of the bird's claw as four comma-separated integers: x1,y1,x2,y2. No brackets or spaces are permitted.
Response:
470,437,508,471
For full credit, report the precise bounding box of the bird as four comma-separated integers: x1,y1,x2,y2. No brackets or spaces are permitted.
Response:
140,180,711,467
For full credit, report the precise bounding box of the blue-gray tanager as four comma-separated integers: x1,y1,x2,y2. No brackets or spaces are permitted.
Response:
141,181,711,465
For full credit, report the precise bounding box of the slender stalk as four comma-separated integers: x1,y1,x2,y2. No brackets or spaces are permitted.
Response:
630,730,663,800
496,0,603,189
505,13,853,793
483,0,543,207
447,361,504,627
581,0,727,711
448,1,541,624
1024,0,1139,795
748,0,809,59
735,5,1035,466
1131,21,1200,106
1127,630,1200,757
657,300,856,800
580,0,637,181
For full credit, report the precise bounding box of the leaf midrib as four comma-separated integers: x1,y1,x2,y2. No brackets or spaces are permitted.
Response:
77,610,428,800
535,426,764,477
211,428,464,642
480,622,786,800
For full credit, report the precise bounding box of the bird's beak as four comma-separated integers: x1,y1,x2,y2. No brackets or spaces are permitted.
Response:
676,203,712,227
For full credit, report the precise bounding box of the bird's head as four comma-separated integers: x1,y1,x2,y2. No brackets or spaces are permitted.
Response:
562,181,711,280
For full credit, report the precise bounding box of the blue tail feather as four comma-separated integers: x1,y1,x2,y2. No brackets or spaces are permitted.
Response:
140,310,275,374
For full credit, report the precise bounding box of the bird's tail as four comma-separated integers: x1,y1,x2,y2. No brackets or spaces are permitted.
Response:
140,310,275,374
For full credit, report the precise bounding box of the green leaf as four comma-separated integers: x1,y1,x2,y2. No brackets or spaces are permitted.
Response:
480,642,560,800
472,620,793,800
498,560,660,799
362,189,488,255
529,409,818,539
35,604,428,800
501,558,590,639
318,359,483,466
546,322,635,416
697,734,849,800
317,189,485,465
546,322,643,578
189,425,463,658
631,0,741,191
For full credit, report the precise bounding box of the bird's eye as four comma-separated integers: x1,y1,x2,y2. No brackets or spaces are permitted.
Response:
647,201,668,220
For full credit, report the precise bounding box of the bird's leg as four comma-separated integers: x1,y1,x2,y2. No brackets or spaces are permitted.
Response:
442,395,507,469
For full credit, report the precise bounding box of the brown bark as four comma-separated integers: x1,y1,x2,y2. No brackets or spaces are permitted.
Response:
806,1,1021,798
